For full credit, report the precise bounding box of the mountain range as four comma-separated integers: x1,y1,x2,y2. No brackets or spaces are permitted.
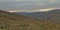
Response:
14,9,60,22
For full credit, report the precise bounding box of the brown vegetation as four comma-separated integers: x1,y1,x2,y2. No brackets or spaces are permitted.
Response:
0,10,60,30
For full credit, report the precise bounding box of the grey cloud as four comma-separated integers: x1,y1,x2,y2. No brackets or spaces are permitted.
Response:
0,0,60,10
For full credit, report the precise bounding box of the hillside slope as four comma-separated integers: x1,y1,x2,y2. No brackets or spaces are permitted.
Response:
0,10,60,30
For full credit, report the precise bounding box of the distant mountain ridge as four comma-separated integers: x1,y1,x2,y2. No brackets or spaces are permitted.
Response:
14,9,60,22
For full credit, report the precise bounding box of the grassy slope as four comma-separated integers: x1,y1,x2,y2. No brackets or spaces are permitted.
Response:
0,10,60,30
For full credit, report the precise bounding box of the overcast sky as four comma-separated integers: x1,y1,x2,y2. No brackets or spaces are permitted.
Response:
0,0,60,10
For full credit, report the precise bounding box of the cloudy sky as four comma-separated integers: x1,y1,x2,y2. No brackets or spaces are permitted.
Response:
0,0,60,10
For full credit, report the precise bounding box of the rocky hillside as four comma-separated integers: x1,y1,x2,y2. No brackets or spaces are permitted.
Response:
0,10,60,30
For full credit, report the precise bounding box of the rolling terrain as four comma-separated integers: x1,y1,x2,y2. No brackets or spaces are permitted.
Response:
0,10,60,30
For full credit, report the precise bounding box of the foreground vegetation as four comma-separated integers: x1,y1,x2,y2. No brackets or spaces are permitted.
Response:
0,10,60,30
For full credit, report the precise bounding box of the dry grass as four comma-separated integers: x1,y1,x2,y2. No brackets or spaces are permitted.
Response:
0,10,60,30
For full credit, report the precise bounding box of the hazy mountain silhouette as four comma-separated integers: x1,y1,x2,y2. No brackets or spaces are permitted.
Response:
15,9,60,22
